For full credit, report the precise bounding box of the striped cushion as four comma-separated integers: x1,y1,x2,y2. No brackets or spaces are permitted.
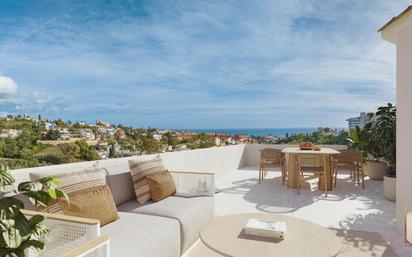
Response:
29,165,106,213
128,157,165,204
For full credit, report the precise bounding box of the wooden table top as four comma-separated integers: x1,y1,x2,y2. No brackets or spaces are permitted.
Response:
200,213,342,257
281,147,340,155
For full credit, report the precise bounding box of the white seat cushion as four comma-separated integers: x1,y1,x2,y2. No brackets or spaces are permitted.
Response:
117,196,214,254
101,212,180,257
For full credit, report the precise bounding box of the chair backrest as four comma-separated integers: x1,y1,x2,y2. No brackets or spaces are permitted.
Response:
335,150,362,164
260,149,281,162
297,154,324,167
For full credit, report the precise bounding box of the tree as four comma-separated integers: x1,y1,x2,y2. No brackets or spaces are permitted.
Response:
109,143,116,158
75,141,100,161
45,129,61,140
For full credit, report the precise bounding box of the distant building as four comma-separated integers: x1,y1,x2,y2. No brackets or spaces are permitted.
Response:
58,128,71,140
79,121,86,126
96,120,110,127
79,129,95,140
153,133,162,141
346,112,370,130
44,122,54,130
214,137,221,146
115,129,126,140
0,129,21,138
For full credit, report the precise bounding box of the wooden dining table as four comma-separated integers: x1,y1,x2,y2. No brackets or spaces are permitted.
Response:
281,147,340,191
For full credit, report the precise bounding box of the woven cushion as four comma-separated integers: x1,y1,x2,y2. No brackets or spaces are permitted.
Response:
146,170,176,202
60,185,119,226
128,157,165,203
29,164,106,213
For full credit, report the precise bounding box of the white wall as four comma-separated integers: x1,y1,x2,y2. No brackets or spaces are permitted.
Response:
11,145,246,185
395,20,412,233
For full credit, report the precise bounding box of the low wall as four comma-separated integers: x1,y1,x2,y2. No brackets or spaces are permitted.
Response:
10,144,347,185
11,144,246,185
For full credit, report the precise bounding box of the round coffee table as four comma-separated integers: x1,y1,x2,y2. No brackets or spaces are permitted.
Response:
200,213,341,257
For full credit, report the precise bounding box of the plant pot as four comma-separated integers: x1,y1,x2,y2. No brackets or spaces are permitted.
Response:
367,161,387,180
363,163,368,176
384,175,396,201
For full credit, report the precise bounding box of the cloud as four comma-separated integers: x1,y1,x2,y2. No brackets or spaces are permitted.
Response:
0,76,18,98
0,0,406,128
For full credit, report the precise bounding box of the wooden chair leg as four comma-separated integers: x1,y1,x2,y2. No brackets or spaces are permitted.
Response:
259,167,262,183
333,167,339,188
360,166,365,189
356,166,360,185
324,157,328,197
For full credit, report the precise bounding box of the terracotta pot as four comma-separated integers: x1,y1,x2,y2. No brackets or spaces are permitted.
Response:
367,161,387,180
384,175,396,201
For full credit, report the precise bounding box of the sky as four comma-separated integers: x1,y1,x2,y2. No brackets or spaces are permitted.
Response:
0,0,408,129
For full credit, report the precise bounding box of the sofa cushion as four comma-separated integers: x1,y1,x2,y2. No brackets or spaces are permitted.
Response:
146,170,176,202
128,157,165,204
60,185,119,226
106,172,135,206
30,164,107,213
117,196,214,254
101,212,180,257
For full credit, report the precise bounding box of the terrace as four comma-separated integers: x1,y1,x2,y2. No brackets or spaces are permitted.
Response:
11,144,412,257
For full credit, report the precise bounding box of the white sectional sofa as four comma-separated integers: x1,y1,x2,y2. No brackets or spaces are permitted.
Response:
104,170,215,257
18,159,215,257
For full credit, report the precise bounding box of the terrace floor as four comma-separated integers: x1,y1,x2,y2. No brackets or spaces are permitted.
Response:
211,167,411,257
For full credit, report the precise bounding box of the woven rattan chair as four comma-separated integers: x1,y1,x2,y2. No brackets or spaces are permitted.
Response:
333,150,365,189
259,149,283,183
295,154,328,196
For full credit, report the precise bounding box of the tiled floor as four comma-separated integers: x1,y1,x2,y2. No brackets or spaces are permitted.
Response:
214,167,412,257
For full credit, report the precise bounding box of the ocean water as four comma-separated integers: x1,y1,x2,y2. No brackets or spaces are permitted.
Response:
177,128,322,137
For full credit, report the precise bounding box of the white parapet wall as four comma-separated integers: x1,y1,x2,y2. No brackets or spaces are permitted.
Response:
11,144,246,184
11,144,347,185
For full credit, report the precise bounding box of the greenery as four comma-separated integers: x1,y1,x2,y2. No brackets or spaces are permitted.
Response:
347,103,396,174
0,166,66,256
366,104,396,173
279,127,349,145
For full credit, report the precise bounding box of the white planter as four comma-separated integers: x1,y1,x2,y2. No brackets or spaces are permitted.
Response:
363,163,368,176
367,161,387,180
384,175,396,201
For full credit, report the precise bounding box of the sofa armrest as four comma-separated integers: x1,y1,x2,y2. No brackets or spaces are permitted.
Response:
22,210,108,257
169,171,215,197
60,235,110,257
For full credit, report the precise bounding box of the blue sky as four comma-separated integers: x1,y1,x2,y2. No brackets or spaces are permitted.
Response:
0,0,407,129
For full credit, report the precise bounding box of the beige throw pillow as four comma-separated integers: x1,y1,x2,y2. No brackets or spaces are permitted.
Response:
60,185,119,226
30,164,107,213
146,170,176,202
128,157,165,203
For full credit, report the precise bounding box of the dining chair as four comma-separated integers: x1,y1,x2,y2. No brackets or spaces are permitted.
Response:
295,154,328,196
259,149,282,183
333,150,365,189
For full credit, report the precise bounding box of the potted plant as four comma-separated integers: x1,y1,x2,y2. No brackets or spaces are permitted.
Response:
361,105,396,181
372,104,396,201
0,165,66,256
347,126,369,175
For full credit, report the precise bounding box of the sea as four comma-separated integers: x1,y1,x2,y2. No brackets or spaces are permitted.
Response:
174,128,339,138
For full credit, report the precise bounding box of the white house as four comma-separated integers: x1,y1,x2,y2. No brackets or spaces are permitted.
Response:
379,5,412,236
79,128,96,140
0,129,21,138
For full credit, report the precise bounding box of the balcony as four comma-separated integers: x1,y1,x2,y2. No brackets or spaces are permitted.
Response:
11,144,412,257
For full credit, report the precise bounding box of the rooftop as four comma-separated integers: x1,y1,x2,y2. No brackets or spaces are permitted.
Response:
11,144,412,257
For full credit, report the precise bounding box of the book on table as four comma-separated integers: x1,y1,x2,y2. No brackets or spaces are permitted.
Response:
243,218,286,239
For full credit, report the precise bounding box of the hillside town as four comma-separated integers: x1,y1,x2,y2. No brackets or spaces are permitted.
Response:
0,114,348,169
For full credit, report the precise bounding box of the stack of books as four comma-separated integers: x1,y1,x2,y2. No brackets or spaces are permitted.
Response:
243,218,286,239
